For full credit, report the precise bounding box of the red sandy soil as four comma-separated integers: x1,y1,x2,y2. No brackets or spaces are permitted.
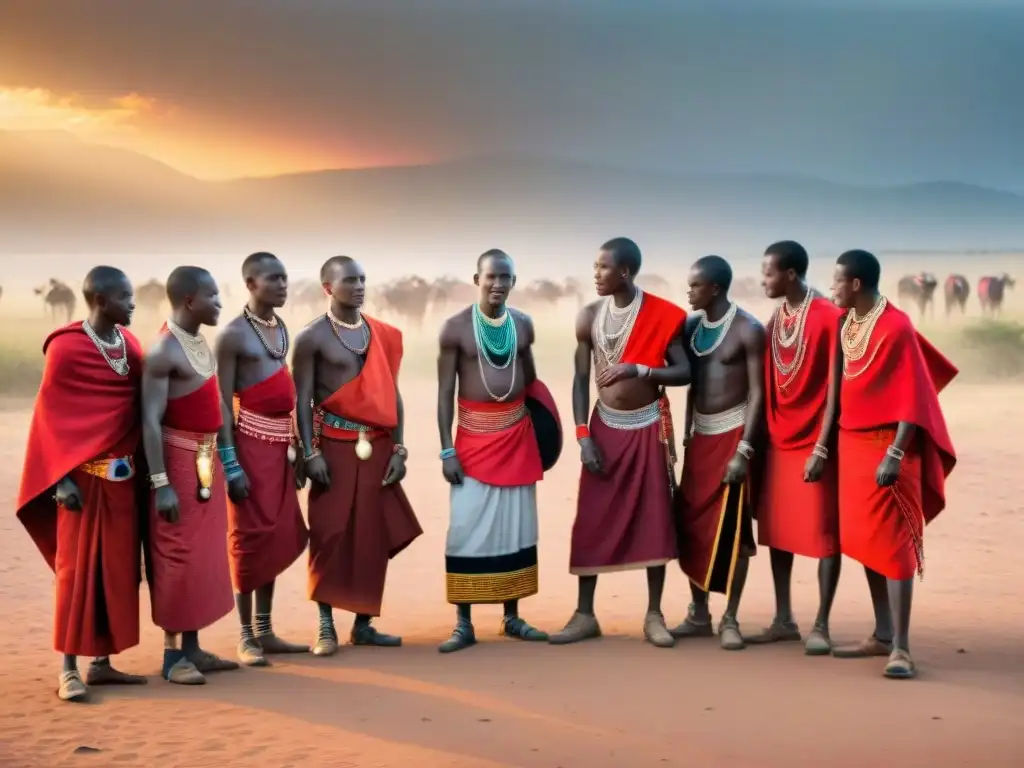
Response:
1,377,1022,768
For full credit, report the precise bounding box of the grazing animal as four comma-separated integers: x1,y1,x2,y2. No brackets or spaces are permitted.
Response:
34,279,76,324
977,273,1015,317
943,274,970,317
896,272,938,321
375,275,431,328
428,276,476,315
135,279,166,315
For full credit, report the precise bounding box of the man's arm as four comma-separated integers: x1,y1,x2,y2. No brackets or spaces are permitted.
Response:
813,316,843,449
141,339,174,476
649,330,691,387
682,316,698,441
436,318,460,452
740,317,767,447
213,326,240,452
393,389,405,446
292,326,318,457
572,305,595,426
521,313,537,386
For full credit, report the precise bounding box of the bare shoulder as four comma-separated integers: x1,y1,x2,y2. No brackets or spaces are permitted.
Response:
143,333,177,374
215,315,247,349
439,306,471,347
682,312,700,337
293,316,327,354
575,300,600,337
736,307,766,343
509,306,534,335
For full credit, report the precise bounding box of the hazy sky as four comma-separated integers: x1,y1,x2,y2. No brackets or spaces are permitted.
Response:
1,0,1022,187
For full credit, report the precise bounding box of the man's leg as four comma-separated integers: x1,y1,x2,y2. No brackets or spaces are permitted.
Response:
439,603,476,653
351,612,402,647
670,580,714,639
718,555,750,651
883,578,916,679
501,598,548,642
312,601,339,656
549,576,602,644
643,565,674,647
747,549,802,645
805,554,842,655
235,591,268,666
253,580,309,654
57,653,87,701
832,566,894,658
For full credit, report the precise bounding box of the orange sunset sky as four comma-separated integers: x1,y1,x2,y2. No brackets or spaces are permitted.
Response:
1,1,1022,189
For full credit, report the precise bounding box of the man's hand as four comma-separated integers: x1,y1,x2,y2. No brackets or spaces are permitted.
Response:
722,453,750,485
579,437,603,474
227,471,250,502
155,486,180,523
306,454,331,488
875,454,901,487
442,455,465,485
803,453,826,483
54,476,83,511
382,453,407,486
595,363,638,389
293,455,308,489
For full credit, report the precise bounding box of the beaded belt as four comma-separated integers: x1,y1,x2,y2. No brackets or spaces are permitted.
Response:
596,399,662,430
237,407,294,444
692,403,747,436
457,401,527,434
80,456,135,482
162,427,218,452
317,408,371,433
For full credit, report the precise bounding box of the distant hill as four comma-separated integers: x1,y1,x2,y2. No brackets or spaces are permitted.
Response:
2,133,1023,259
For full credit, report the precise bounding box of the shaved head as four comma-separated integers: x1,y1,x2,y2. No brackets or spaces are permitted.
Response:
693,254,733,292
241,251,282,280
82,266,129,308
166,266,214,308
320,255,357,282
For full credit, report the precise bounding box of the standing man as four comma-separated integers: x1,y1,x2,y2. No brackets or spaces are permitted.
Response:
435,249,562,653
748,241,844,654
549,237,690,648
17,266,148,701
215,252,309,667
829,249,957,679
293,256,422,656
673,255,765,652
142,266,238,685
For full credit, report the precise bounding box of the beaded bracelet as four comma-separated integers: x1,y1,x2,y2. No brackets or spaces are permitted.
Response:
440,447,457,460
736,440,754,460
886,445,905,461
149,472,170,490
223,460,245,480
575,424,591,441
218,446,237,463
812,444,829,459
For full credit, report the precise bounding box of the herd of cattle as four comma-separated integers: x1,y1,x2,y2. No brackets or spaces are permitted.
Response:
11,268,1018,328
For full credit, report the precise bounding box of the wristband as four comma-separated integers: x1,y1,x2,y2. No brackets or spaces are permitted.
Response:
149,472,170,489
575,424,591,441
736,440,754,460
440,447,457,460
636,364,651,379
218,446,237,463
886,445,905,461
811,444,829,460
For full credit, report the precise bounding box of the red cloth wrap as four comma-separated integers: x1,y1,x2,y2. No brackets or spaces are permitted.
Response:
620,292,687,366
758,297,841,558
228,368,308,593
837,304,958,579
16,323,144,655
148,376,232,632
570,403,677,575
307,434,422,615
675,425,756,595
164,375,224,433
455,397,544,487
318,314,400,443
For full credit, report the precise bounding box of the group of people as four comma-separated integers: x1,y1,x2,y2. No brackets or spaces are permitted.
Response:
15,238,957,704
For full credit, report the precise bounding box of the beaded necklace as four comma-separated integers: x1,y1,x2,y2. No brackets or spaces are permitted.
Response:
841,296,887,380
690,302,737,357
167,319,216,378
770,290,812,386
243,307,289,359
472,303,518,402
327,309,369,355
592,287,644,370
82,320,129,376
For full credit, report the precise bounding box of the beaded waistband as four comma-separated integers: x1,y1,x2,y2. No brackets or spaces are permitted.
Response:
596,399,662,430
457,401,528,434
80,456,135,482
317,408,371,433
692,403,747,436
162,427,218,453
237,407,294,444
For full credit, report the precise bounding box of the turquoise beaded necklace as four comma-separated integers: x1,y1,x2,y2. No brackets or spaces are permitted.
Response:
473,303,517,368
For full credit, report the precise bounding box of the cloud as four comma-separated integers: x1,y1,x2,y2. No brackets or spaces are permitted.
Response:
0,85,167,137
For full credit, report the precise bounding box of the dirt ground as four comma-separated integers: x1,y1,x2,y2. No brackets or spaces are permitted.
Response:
1,265,1023,767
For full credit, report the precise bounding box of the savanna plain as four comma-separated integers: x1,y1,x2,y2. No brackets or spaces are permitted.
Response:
1,255,1022,767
